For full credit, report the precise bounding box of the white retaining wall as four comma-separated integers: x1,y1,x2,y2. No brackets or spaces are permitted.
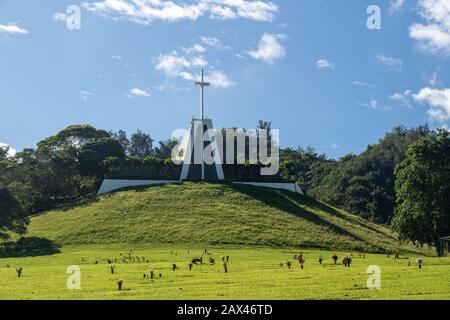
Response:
233,182,304,195
97,179,304,195
97,180,178,194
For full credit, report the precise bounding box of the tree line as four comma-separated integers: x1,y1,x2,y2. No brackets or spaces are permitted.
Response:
0,123,449,255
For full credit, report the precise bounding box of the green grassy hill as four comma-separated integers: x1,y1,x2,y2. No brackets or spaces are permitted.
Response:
27,182,420,253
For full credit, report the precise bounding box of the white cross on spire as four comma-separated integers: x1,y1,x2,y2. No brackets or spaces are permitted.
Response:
195,69,210,120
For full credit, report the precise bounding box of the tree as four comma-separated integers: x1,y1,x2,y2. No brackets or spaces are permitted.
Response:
78,138,125,176
392,130,450,255
129,130,154,158
0,186,28,238
111,130,130,154
309,126,430,222
37,124,110,158
2,125,117,215
154,139,179,160
0,145,10,160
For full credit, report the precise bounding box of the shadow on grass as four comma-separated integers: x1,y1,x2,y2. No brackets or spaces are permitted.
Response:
228,183,388,252
0,237,60,258
303,199,397,240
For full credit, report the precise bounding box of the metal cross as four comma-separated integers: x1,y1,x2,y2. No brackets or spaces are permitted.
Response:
195,70,210,120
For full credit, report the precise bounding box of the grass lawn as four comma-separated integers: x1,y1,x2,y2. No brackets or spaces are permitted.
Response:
26,183,424,254
0,245,449,300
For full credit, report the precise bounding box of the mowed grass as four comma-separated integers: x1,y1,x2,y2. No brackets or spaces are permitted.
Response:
27,183,423,254
0,245,449,300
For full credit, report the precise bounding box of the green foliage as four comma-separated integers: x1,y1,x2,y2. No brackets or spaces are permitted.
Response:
0,145,10,160
154,139,179,160
36,124,110,158
1,125,124,215
129,130,154,158
78,138,125,175
0,186,28,237
308,126,430,222
107,156,181,180
392,130,450,255
279,146,333,192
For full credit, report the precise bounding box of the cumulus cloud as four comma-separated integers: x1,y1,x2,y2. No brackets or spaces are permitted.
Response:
247,33,286,64
409,0,450,55
413,87,450,122
128,88,151,97
156,52,207,79
0,143,16,157
375,54,403,70
155,50,233,88
82,0,278,24
316,59,336,70
206,70,235,88
0,24,28,34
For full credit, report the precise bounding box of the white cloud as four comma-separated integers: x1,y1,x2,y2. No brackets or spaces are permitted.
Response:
185,44,206,54
53,12,67,22
331,143,340,149
375,54,403,70
200,36,229,50
362,99,379,109
82,0,278,25
353,81,375,88
316,59,336,70
0,143,16,157
409,0,450,55
111,55,123,60
390,90,413,108
155,51,233,88
390,0,405,13
413,87,450,122
0,24,28,34
247,33,286,64
205,70,235,88
128,88,151,97
155,52,207,79
79,90,95,100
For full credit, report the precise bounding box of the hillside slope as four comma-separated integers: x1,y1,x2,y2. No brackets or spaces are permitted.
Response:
28,183,418,253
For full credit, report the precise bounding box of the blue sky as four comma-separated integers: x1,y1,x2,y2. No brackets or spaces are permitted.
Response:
1,0,450,159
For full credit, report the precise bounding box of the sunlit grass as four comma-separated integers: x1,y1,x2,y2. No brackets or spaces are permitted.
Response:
0,245,448,300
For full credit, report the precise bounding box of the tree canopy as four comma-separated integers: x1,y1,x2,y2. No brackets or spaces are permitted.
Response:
392,129,450,255
0,186,28,238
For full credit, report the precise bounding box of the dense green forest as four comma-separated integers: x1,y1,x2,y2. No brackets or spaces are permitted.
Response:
1,123,449,254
